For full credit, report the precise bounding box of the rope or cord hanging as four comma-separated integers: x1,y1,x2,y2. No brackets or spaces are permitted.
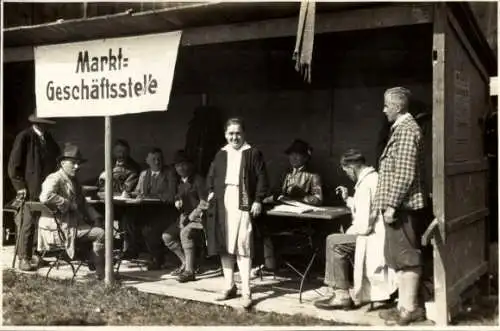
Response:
292,0,316,83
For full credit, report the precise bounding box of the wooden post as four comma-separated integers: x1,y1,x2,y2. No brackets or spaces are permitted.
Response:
104,116,114,284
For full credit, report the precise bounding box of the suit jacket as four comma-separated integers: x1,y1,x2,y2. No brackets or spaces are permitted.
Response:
374,114,426,211
8,127,60,200
39,169,101,258
134,166,176,204
275,166,323,206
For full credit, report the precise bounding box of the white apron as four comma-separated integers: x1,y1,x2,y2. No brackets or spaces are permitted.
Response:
352,215,397,303
223,184,252,256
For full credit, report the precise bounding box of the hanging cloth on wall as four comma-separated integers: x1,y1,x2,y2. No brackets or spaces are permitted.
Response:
292,0,316,83
184,106,226,177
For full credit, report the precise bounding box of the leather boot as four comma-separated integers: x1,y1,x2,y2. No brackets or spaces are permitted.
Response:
19,259,36,272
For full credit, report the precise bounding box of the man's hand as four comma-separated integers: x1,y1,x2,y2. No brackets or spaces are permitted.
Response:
17,189,27,199
250,202,262,218
175,199,183,210
335,186,348,201
383,207,396,224
262,196,274,204
207,192,215,202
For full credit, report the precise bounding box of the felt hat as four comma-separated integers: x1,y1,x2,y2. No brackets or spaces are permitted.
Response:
28,113,56,125
58,143,87,163
173,150,193,164
285,139,312,156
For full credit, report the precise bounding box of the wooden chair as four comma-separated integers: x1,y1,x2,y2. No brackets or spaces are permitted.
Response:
31,202,91,282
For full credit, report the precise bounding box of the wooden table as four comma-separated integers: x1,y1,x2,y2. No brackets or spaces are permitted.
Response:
261,204,351,303
265,205,350,220
85,197,163,205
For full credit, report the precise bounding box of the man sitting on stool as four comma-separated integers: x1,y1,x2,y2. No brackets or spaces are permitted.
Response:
315,149,395,310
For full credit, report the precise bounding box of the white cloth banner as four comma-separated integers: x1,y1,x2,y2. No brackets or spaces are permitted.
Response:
34,31,182,117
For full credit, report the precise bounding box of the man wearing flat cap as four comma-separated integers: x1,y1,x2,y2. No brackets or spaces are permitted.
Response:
374,87,427,325
8,113,60,271
39,143,105,280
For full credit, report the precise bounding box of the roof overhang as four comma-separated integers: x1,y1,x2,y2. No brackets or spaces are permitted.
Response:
3,2,496,76
3,1,370,48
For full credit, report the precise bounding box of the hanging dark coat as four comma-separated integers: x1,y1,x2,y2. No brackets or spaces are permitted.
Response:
184,106,226,177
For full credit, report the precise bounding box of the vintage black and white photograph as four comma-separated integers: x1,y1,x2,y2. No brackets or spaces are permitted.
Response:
2,0,498,327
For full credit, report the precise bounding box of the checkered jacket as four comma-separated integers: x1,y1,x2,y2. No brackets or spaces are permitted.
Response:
374,114,426,211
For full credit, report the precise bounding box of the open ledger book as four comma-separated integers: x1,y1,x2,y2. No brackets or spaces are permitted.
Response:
269,196,326,214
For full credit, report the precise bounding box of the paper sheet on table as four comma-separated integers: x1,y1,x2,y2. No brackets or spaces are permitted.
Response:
270,204,314,214
277,196,327,212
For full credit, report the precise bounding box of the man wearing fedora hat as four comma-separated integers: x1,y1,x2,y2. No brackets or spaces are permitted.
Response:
8,113,60,271
39,143,106,280
162,150,208,283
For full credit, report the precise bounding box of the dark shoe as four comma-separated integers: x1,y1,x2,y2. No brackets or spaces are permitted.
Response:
19,259,36,272
215,285,238,301
170,265,185,276
314,295,354,310
177,271,196,283
379,307,400,321
396,307,426,326
87,262,96,271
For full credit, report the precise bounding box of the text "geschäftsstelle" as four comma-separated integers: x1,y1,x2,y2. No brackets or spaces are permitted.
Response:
45,48,159,101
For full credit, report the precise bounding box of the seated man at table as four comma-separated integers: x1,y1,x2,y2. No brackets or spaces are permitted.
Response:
39,143,106,280
315,149,396,310
264,139,323,205
259,139,323,270
98,139,141,196
122,148,176,269
162,150,208,282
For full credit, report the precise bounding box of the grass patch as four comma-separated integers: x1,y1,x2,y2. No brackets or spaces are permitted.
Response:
2,270,340,326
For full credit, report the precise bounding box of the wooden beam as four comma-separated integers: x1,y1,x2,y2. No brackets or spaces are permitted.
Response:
104,116,114,284
432,3,447,245
432,3,449,326
445,159,489,176
447,208,489,233
181,4,433,46
3,46,34,62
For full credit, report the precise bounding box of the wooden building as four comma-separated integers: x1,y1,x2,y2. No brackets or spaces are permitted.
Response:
3,2,498,325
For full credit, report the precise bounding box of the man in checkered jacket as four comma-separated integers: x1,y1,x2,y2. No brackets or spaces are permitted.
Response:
374,87,427,325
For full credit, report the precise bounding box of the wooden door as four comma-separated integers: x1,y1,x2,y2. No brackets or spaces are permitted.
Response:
431,3,491,325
